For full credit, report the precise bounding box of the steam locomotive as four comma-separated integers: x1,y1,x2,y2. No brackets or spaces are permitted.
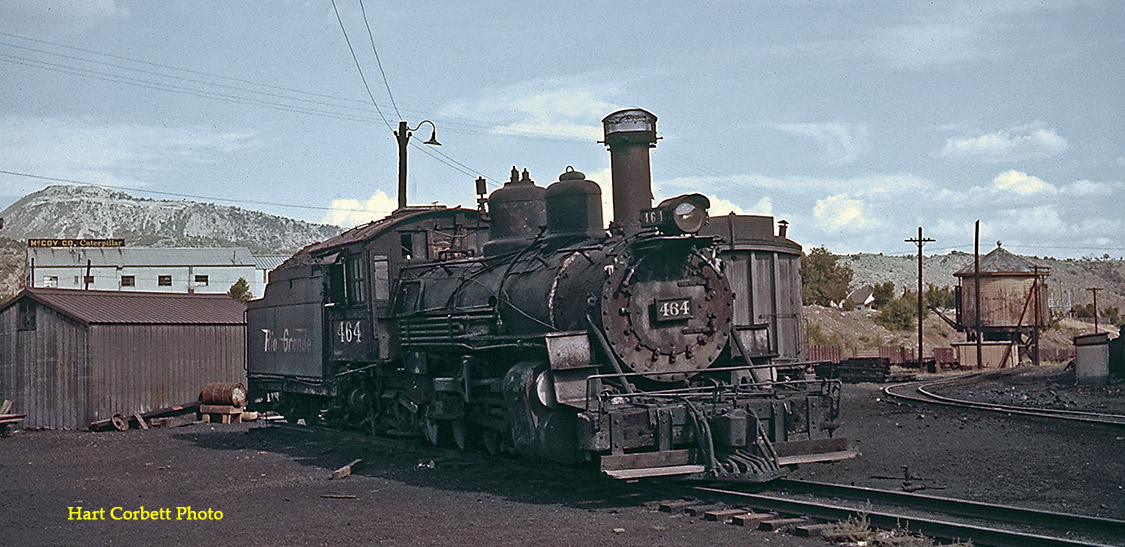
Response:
247,109,853,482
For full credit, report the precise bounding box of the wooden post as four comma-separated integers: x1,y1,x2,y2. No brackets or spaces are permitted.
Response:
974,221,982,369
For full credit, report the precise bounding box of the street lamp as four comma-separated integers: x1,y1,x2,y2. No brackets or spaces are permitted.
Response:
395,120,441,210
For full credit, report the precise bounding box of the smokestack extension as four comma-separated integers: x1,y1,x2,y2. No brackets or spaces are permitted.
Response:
602,109,657,236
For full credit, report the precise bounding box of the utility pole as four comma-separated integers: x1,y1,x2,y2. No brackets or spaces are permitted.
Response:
394,120,441,211
1087,287,1102,333
974,221,983,369
906,226,935,371
1031,265,1043,366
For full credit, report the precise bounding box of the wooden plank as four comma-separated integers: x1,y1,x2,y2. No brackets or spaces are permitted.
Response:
704,509,750,522
759,517,810,531
603,464,706,480
0,400,12,415
795,523,836,537
331,458,363,480
133,413,149,430
685,505,724,517
151,413,198,429
776,450,859,466
199,404,242,415
732,513,774,527
658,500,699,513
600,449,696,471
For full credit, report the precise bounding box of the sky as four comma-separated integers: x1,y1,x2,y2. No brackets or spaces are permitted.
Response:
1,1,1122,258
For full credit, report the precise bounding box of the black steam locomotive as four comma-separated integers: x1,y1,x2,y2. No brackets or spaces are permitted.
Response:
247,109,853,482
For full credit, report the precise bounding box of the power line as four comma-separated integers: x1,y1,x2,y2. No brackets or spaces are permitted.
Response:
358,0,401,120
0,29,604,145
0,54,379,124
0,40,374,114
0,30,366,104
330,0,393,131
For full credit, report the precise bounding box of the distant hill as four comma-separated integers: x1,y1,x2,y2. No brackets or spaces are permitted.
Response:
842,250,1125,312
0,185,341,253
0,185,343,295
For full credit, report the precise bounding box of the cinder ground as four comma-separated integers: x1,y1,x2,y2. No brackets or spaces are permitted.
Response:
0,420,816,546
2,371,1122,546
789,371,1125,519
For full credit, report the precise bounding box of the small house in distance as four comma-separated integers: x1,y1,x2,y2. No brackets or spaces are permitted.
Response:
847,285,876,311
953,244,1048,366
0,288,246,429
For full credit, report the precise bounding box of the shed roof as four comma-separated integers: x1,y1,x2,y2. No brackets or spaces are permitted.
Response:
848,285,875,305
955,245,1049,276
1,288,246,326
252,255,289,271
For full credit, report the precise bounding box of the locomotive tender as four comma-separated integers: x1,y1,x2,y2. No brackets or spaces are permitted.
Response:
247,109,853,482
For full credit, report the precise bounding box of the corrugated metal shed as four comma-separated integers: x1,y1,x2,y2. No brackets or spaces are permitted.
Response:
28,247,256,267
13,288,246,325
0,288,246,429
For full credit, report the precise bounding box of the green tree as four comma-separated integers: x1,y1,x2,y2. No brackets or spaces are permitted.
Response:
872,282,896,309
1073,303,1095,319
801,246,854,307
925,284,956,309
227,277,253,303
876,293,925,331
1101,306,1120,326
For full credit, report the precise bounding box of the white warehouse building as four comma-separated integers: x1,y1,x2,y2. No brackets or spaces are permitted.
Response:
27,247,285,299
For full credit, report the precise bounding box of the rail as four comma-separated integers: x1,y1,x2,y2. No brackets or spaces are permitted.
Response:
883,374,1125,427
695,480,1125,546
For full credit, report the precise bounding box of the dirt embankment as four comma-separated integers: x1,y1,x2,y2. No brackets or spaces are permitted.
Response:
804,305,1116,359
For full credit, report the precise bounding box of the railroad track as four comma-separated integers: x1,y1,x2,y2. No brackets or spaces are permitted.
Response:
684,478,1125,546
882,373,1125,427
256,420,1124,545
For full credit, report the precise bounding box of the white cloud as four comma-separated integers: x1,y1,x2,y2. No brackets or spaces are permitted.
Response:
1063,179,1117,197
443,78,621,141
0,0,126,33
813,194,881,232
660,173,927,198
0,116,258,182
937,126,1069,162
321,190,396,228
774,122,868,165
991,170,1055,195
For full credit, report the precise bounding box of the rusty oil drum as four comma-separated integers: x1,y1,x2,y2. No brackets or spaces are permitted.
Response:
200,382,247,407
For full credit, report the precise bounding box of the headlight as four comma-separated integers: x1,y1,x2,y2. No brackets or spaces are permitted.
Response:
673,201,705,233
641,194,711,234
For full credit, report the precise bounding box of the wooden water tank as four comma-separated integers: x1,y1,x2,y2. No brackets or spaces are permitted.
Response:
955,245,1048,329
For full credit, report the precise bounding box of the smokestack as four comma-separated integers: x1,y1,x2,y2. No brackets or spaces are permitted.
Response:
602,109,657,236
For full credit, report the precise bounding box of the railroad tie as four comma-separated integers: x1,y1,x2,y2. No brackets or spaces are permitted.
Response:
685,505,724,517
731,513,774,527
758,517,811,531
704,508,751,523
794,523,836,537
658,500,699,513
